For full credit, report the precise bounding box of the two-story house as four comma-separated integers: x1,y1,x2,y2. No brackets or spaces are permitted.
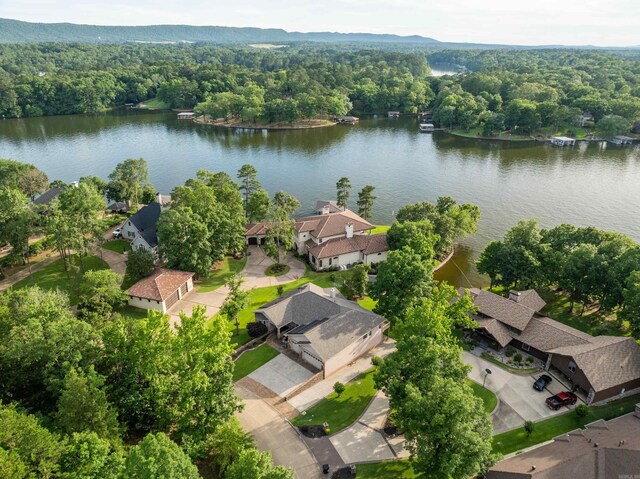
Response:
121,193,171,255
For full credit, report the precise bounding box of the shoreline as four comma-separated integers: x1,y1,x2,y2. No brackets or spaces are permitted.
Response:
434,248,455,272
193,117,337,131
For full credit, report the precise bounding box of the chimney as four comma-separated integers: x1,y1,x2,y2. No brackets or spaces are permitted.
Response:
509,290,521,302
345,222,354,239
156,192,162,204
321,205,330,215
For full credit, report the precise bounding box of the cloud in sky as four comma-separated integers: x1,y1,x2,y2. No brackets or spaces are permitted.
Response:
2,0,639,46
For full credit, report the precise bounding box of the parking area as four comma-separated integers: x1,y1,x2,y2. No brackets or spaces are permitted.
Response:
248,354,315,398
166,288,228,326
464,352,574,433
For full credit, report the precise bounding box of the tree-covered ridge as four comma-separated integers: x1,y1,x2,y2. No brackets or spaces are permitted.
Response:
0,44,435,119
428,49,640,136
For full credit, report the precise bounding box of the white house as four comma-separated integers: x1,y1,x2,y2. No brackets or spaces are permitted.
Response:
245,204,389,270
254,284,389,377
121,193,171,255
127,268,194,313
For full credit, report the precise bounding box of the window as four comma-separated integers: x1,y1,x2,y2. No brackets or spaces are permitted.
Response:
568,361,577,373
329,258,332,266
319,260,323,267
362,334,368,340
521,343,530,352
319,238,323,243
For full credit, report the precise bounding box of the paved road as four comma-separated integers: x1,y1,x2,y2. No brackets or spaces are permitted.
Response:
235,385,324,479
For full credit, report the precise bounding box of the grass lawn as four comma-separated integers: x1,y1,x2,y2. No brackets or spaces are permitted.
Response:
467,379,498,413
358,296,377,311
198,256,248,292
233,344,280,381
370,225,391,235
116,305,150,320
448,128,533,142
139,97,170,109
291,368,377,434
102,240,132,254
356,460,419,478
11,255,108,305
265,264,290,277
492,393,640,455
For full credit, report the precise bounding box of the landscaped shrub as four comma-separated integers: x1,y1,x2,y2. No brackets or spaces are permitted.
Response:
505,347,516,357
575,403,590,419
333,382,345,397
247,322,268,338
513,353,523,362
0,253,22,268
524,420,535,437
371,356,383,367
526,356,534,364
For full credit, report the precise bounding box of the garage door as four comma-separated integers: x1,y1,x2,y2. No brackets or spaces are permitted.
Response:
302,350,323,371
248,237,258,245
179,282,188,296
164,290,179,310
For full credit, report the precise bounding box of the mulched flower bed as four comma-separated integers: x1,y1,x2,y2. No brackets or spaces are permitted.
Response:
383,418,400,437
299,425,326,438
331,466,356,479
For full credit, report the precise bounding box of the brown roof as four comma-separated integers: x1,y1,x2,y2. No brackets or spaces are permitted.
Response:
307,234,389,260
548,336,640,392
477,318,514,348
469,288,538,331
516,289,547,312
295,209,373,239
487,414,640,479
514,316,593,352
127,268,194,301
245,222,269,236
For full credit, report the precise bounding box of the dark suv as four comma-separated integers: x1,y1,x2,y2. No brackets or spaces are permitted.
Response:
533,374,552,391
545,391,578,410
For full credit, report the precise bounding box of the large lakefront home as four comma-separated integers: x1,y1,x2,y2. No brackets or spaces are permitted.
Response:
254,283,389,377
463,288,640,404
245,201,389,270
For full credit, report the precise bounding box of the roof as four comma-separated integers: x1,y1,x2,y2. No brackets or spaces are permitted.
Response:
477,318,514,348
307,233,388,259
128,202,161,248
297,309,387,361
467,288,542,332
514,316,594,352
107,201,128,212
127,268,194,301
245,208,373,240
33,187,62,205
486,414,640,479
315,200,343,214
548,336,640,392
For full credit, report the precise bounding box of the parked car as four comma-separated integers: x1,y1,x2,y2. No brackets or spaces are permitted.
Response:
112,228,122,238
545,391,578,410
533,374,552,391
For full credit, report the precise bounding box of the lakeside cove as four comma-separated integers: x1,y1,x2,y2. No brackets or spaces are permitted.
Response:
1,111,639,288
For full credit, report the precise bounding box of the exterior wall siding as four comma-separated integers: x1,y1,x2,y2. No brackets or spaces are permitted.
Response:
122,221,139,241
593,378,640,403
364,251,388,265
551,354,593,395
128,296,165,312
323,327,384,377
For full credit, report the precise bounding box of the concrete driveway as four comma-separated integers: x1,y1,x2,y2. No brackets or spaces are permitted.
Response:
464,352,572,433
249,354,315,398
243,246,306,289
167,287,229,325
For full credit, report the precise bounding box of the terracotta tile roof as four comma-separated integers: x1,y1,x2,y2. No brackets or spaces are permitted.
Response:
295,209,373,238
127,268,194,301
245,222,269,236
307,234,388,259
487,414,640,479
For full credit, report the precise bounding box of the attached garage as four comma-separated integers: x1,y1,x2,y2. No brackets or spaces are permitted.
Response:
127,268,195,314
248,237,259,246
301,350,324,370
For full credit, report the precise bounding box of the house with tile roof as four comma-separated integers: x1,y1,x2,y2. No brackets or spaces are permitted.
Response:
254,283,389,376
464,288,640,404
245,203,389,271
486,406,640,478
127,268,194,313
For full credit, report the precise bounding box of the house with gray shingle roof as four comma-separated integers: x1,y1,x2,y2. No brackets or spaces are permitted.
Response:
245,202,389,271
465,288,640,404
254,283,389,377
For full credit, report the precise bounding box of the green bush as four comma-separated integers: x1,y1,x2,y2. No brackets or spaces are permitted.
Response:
575,403,589,418
513,353,523,362
333,382,346,396
505,347,516,357
371,356,383,367
526,356,534,364
524,420,535,437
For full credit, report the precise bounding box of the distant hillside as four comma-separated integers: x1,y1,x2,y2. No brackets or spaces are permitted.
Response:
0,18,442,45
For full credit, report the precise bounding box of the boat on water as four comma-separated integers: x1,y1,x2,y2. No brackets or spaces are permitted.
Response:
419,123,434,132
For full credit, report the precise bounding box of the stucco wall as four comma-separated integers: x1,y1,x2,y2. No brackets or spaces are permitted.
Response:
364,251,388,265
323,326,384,377
128,296,165,312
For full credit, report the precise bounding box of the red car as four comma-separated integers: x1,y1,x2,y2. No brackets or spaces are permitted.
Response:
545,391,578,410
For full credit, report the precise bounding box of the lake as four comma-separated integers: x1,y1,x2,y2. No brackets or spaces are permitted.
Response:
1,110,639,287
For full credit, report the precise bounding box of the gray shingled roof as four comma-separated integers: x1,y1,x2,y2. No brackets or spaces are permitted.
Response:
476,318,513,348
295,309,387,361
514,316,593,352
128,202,161,248
33,187,62,205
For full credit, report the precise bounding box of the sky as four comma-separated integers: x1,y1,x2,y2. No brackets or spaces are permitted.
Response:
1,0,639,47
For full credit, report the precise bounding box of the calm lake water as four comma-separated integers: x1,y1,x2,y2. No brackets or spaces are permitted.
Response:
1,110,639,287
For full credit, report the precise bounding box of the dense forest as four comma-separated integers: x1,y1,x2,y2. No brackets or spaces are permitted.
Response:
1,43,640,133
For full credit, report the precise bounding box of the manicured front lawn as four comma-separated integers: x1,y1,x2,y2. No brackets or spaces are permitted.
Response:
356,460,419,478
102,240,132,254
467,379,498,413
492,393,640,455
291,368,377,434
357,296,377,311
11,255,108,305
233,344,280,381
139,97,170,109
198,256,247,292
370,225,391,235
